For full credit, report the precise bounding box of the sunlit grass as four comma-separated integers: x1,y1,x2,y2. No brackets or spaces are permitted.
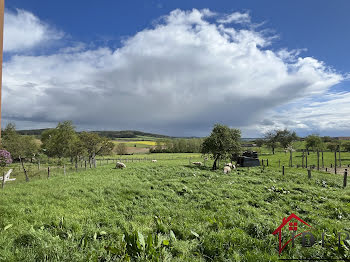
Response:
0,156,349,261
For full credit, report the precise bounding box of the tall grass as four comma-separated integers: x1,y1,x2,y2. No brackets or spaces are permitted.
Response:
0,157,349,261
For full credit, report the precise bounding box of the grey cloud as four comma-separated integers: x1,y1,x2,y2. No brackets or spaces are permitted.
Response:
2,9,343,136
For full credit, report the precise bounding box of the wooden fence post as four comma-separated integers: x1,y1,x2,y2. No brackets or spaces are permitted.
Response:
317,150,320,171
282,165,285,176
1,172,4,189
305,153,308,169
308,169,311,180
344,169,348,188
302,150,304,168
266,159,269,167
24,169,29,182
334,151,337,174
48,167,50,179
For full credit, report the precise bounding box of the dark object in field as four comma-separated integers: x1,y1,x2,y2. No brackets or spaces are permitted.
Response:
242,151,258,158
237,151,260,167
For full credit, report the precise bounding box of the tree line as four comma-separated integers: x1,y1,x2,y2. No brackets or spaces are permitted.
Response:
0,121,114,165
254,130,350,153
150,138,203,153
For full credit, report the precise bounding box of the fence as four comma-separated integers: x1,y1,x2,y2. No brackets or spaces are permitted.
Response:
1,155,206,189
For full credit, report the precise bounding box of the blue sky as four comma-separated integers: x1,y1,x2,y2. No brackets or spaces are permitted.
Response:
2,0,350,137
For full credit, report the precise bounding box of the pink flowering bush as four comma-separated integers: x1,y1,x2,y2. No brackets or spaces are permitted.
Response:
0,149,12,167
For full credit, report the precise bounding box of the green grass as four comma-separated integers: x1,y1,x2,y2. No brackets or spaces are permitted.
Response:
256,150,350,169
0,157,349,261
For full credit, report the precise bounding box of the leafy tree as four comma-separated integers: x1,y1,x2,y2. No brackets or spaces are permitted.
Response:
164,139,173,153
69,136,86,164
264,129,297,154
115,143,127,155
2,123,39,161
155,140,163,152
41,121,76,159
264,131,279,154
254,138,264,147
305,134,324,151
276,129,298,149
342,142,350,152
326,142,339,152
201,124,241,170
322,136,333,143
79,132,114,162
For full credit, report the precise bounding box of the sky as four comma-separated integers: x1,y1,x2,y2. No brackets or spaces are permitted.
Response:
2,0,350,137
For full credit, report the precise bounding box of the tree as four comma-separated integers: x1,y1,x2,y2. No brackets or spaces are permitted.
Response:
69,136,86,165
264,130,279,154
264,129,297,154
2,123,39,161
201,124,241,170
305,134,324,151
326,142,338,152
342,142,350,152
155,140,163,152
79,132,114,162
276,129,298,149
41,121,76,159
322,136,333,143
254,138,264,147
115,143,127,155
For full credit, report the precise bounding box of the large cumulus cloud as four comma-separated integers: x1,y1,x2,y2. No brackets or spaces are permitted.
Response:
2,9,344,136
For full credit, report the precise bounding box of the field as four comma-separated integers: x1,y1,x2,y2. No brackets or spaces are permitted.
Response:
0,153,349,261
112,137,160,154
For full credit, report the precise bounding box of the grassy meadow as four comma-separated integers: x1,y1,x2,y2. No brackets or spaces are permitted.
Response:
0,153,349,261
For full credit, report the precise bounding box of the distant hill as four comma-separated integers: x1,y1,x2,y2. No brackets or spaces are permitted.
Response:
17,129,171,139
17,129,49,136
90,130,171,139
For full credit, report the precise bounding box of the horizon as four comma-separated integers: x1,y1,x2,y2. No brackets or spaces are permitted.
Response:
13,126,350,139
2,1,350,137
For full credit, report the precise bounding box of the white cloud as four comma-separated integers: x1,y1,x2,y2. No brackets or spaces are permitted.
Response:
2,9,345,136
256,91,350,136
217,11,251,24
4,9,63,52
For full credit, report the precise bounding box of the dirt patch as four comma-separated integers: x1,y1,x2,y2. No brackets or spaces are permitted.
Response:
126,147,150,154
320,167,349,175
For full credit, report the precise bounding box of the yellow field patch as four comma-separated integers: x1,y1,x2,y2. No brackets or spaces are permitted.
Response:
112,140,158,146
